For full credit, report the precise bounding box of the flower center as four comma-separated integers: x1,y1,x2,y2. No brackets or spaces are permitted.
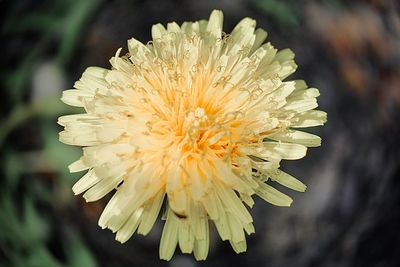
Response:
185,107,208,135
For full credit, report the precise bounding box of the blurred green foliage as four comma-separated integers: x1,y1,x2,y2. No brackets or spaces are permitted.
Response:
0,0,102,266
251,0,300,28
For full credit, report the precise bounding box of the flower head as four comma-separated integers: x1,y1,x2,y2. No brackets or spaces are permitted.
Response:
59,10,326,260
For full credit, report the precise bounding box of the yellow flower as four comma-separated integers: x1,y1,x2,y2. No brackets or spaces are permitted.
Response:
58,10,326,260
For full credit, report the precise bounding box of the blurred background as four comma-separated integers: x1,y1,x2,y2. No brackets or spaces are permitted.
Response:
1,0,400,266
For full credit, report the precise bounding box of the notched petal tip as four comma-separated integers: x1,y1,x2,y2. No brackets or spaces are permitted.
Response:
209,9,223,21
250,28,268,54
275,48,295,62
255,181,293,207
152,23,167,40
207,9,224,38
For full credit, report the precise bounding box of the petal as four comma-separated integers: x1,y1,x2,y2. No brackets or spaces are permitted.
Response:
168,189,187,215
68,158,89,173
159,208,179,260
202,190,219,220
98,166,162,231
284,98,318,113
206,10,223,38
73,67,109,93
289,81,320,99
137,190,165,235
83,171,124,202
193,219,209,260
72,169,100,195
291,110,327,128
254,181,293,206
167,22,181,33
229,239,247,254
57,114,100,127
274,49,297,79
244,222,255,235
180,21,193,34
268,130,322,147
270,81,296,101
230,17,256,44
250,28,268,54
61,89,93,107
268,169,307,192
263,142,308,160
178,221,195,253
225,17,256,55
115,208,143,243
151,23,167,40
227,213,245,244
209,190,232,241
127,37,153,62
215,183,253,225
188,162,205,201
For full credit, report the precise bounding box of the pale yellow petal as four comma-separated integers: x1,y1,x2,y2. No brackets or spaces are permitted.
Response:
274,48,297,79
72,169,100,195
229,240,247,254
215,183,253,225
206,10,223,38
83,172,123,202
151,23,167,40
291,110,328,128
227,213,245,244
284,98,318,113
254,181,293,206
68,158,89,173
263,142,308,160
250,28,268,54
115,208,143,243
193,220,209,260
269,169,307,192
61,89,93,107
167,22,181,33
159,209,179,260
202,191,219,220
137,190,165,235
268,130,322,147
178,221,195,253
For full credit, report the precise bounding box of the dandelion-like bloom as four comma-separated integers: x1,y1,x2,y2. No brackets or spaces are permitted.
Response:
58,10,326,260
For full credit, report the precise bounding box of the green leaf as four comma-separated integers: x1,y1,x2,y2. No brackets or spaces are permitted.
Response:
66,237,97,267
26,246,65,267
251,0,300,28
23,197,48,244
0,194,21,243
4,150,20,190
56,0,103,66
2,14,59,34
